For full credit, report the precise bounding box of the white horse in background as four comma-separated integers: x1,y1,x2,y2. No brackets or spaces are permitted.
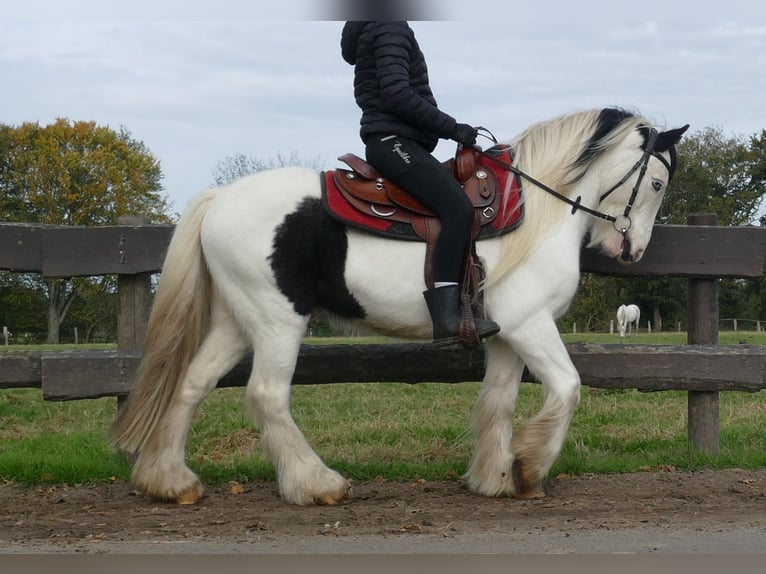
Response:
617,304,641,337
110,108,687,506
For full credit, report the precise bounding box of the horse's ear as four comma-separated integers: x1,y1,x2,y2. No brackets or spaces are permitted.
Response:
655,124,690,152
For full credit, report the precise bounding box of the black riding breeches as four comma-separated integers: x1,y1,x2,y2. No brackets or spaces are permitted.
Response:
365,135,474,283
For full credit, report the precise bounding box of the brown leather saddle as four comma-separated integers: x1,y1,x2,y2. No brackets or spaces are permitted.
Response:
323,146,522,348
331,147,503,290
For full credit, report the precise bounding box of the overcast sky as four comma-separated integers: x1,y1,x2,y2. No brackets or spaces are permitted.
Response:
2,1,765,214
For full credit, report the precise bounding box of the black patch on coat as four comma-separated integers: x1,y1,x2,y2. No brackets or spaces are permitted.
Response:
269,197,366,319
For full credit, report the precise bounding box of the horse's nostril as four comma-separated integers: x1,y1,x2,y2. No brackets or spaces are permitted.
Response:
620,238,633,261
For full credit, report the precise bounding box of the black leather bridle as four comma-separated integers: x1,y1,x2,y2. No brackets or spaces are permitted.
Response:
476,126,672,240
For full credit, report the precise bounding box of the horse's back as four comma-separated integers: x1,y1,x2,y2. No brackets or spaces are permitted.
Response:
197,166,324,285
201,166,321,238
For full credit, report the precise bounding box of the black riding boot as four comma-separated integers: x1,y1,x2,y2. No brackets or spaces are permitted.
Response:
423,285,500,345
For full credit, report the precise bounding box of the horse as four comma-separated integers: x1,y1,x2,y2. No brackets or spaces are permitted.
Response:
110,107,688,505
617,304,641,338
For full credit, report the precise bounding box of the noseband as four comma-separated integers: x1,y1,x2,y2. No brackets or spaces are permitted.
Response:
477,126,671,240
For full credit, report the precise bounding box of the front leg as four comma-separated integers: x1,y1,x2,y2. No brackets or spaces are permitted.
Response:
508,318,581,498
464,337,525,497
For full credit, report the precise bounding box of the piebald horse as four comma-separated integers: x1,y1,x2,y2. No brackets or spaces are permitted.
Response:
111,108,688,505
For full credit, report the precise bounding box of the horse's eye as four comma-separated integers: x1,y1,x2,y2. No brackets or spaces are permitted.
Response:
651,179,663,192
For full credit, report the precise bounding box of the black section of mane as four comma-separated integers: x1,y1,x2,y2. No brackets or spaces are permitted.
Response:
268,197,366,319
576,107,637,168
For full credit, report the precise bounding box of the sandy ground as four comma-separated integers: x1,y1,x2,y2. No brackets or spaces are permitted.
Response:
1,468,765,554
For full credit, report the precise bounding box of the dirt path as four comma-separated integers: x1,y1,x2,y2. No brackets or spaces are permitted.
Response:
2,468,764,553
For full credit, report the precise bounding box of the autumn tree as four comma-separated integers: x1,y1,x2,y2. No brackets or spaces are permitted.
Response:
0,118,171,343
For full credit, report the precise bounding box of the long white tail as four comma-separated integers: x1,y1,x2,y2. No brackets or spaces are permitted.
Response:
110,190,216,455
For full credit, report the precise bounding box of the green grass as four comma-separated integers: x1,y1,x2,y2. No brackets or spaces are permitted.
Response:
1,333,765,486
561,330,766,345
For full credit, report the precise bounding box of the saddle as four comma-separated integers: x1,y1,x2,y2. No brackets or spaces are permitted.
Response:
321,145,524,348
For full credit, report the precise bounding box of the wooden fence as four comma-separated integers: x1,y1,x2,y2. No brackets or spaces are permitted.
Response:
2,213,766,456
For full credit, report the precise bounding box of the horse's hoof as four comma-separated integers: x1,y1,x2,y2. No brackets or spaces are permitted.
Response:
313,484,351,506
512,484,546,499
511,458,545,499
175,485,205,505
312,491,348,506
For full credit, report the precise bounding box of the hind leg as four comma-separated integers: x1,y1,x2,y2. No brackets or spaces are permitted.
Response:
245,327,350,506
130,299,248,504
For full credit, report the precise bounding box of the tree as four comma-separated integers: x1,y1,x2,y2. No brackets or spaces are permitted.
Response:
658,126,765,225
0,118,171,343
212,150,323,186
0,273,46,342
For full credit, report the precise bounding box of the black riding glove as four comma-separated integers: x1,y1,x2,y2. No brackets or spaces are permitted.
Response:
453,123,477,147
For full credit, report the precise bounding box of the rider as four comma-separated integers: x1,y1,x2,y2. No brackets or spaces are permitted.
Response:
340,21,501,345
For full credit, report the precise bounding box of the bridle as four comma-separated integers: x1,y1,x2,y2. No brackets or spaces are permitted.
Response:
476,126,671,240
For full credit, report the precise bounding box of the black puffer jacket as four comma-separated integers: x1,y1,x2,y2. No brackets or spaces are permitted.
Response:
341,21,458,152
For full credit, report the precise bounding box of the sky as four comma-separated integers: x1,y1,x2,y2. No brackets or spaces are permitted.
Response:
2,1,765,215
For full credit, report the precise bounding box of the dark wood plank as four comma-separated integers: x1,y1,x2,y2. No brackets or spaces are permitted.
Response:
3,222,766,278
39,343,766,400
0,223,44,272
0,351,42,388
566,342,765,392
41,350,140,400
581,224,766,278
41,225,173,277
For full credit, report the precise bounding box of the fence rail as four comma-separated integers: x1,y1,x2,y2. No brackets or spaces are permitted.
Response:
2,215,766,455
2,343,764,400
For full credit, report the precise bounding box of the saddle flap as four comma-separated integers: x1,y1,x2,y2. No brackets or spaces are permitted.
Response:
333,169,392,206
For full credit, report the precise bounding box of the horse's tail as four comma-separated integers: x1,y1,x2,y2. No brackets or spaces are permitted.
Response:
110,190,216,455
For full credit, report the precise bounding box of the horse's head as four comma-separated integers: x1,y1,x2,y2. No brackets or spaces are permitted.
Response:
585,112,689,264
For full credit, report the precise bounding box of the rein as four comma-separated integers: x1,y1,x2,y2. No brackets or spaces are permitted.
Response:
475,126,668,237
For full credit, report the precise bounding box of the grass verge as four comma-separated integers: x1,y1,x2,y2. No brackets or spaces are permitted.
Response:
1,333,765,486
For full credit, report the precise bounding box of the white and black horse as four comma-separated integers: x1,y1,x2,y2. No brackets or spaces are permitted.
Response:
111,107,688,505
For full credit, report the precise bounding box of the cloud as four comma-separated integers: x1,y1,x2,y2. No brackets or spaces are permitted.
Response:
2,12,765,213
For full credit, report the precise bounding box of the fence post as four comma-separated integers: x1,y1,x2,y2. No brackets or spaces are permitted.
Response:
116,216,153,410
687,212,720,455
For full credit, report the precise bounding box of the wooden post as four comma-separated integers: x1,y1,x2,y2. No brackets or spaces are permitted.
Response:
116,216,153,410
687,213,720,456
3,326,8,346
